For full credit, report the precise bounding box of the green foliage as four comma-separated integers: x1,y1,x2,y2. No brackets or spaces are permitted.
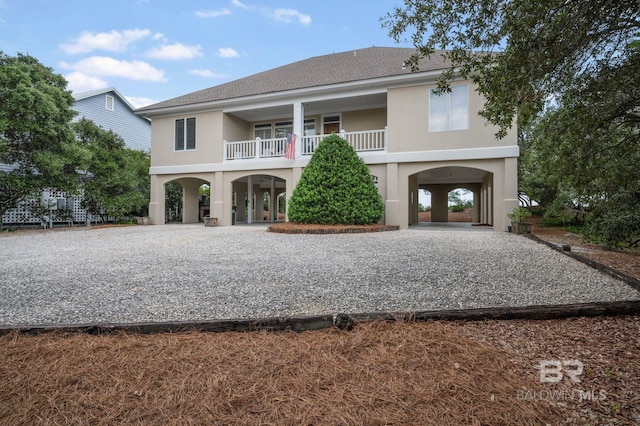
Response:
75,119,150,221
199,184,210,197
418,203,430,212
448,190,462,206
507,206,532,222
584,190,640,248
165,181,183,222
0,52,84,223
288,134,384,224
448,189,472,212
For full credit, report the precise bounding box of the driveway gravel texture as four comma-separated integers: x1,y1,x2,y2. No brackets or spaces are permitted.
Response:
1,224,638,327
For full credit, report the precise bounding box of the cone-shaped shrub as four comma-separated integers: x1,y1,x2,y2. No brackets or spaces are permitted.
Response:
288,134,384,224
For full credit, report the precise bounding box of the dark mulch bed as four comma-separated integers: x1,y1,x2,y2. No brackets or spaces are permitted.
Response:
267,223,399,234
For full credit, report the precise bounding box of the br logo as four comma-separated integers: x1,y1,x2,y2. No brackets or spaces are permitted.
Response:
539,359,584,383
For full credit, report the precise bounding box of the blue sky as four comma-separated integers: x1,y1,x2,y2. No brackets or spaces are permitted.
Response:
0,0,413,108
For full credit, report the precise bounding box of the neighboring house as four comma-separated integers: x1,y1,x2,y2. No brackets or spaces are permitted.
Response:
136,47,519,230
2,87,151,225
73,87,151,152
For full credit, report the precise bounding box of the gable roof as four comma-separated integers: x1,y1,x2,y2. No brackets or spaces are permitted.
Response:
136,47,452,113
74,87,137,111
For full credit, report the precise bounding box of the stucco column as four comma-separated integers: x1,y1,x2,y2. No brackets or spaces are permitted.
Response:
149,174,165,225
182,180,201,223
472,190,481,223
487,175,494,226
503,157,519,231
385,162,399,227
429,185,449,222
247,175,254,224
235,183,246,222
270,177,276,222
408,174,419,225
212,171,225,225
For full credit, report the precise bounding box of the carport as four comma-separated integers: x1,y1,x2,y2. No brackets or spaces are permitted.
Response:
409,166,493,226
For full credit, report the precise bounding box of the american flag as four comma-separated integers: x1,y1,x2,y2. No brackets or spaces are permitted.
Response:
285,131,296,160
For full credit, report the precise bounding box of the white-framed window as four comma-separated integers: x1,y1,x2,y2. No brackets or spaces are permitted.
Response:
429,85,468,131
304,118,316,136
254,123,272,140
175,117,196,151
274,121,293,139
371,175,378,185
322,114,341,134
105,95,114,111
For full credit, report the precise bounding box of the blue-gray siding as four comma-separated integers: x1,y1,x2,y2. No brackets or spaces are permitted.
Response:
73,92,150,152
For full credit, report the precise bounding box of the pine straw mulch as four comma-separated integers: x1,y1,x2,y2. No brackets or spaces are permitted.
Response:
2,317,640,425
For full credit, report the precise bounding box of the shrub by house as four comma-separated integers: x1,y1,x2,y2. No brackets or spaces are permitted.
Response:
288,134,384,225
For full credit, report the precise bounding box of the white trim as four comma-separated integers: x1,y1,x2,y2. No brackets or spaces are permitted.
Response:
174,117,197,151
105,95,115,111
150,146,519,175
428,84,469,132
386,146,519,163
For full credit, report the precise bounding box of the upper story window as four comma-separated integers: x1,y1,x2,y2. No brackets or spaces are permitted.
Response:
105,95,114,111
254,123,272,140
274,121,293,139
304,118,316,136
175,118,196,151
322,114,341,134
429,85,468,131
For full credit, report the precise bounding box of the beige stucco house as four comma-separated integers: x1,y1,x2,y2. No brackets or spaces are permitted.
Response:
136,47,519,230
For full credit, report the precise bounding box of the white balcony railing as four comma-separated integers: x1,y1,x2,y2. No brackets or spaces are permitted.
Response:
224,129,386,161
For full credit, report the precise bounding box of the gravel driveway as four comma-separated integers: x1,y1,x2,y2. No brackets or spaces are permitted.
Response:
1,224,638,327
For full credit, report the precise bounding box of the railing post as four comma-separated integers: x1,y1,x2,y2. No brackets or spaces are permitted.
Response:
384,126,387,150
255,137,261,159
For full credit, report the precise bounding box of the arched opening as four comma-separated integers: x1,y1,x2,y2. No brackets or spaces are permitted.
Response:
231,174,286,224
163,177,212,224
409,166,492,227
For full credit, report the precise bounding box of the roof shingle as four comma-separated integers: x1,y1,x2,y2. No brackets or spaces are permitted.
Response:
137,47,451,112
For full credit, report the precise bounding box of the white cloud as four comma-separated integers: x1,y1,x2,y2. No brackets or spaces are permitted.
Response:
60,29,151,54
189,69,226,78
64,72,108,93
61,56,166,82
272,8,311,26
231,0,249,9
218,47,239,58
195,8,231,18
146,43,203,60
126,96,157,109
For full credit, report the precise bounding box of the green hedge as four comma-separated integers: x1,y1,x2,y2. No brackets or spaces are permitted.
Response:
288,134,384,225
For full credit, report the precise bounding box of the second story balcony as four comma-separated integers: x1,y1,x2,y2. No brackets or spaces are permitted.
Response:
223,128,386,161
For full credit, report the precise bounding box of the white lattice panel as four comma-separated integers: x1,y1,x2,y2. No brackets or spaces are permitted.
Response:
2,190,87,224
